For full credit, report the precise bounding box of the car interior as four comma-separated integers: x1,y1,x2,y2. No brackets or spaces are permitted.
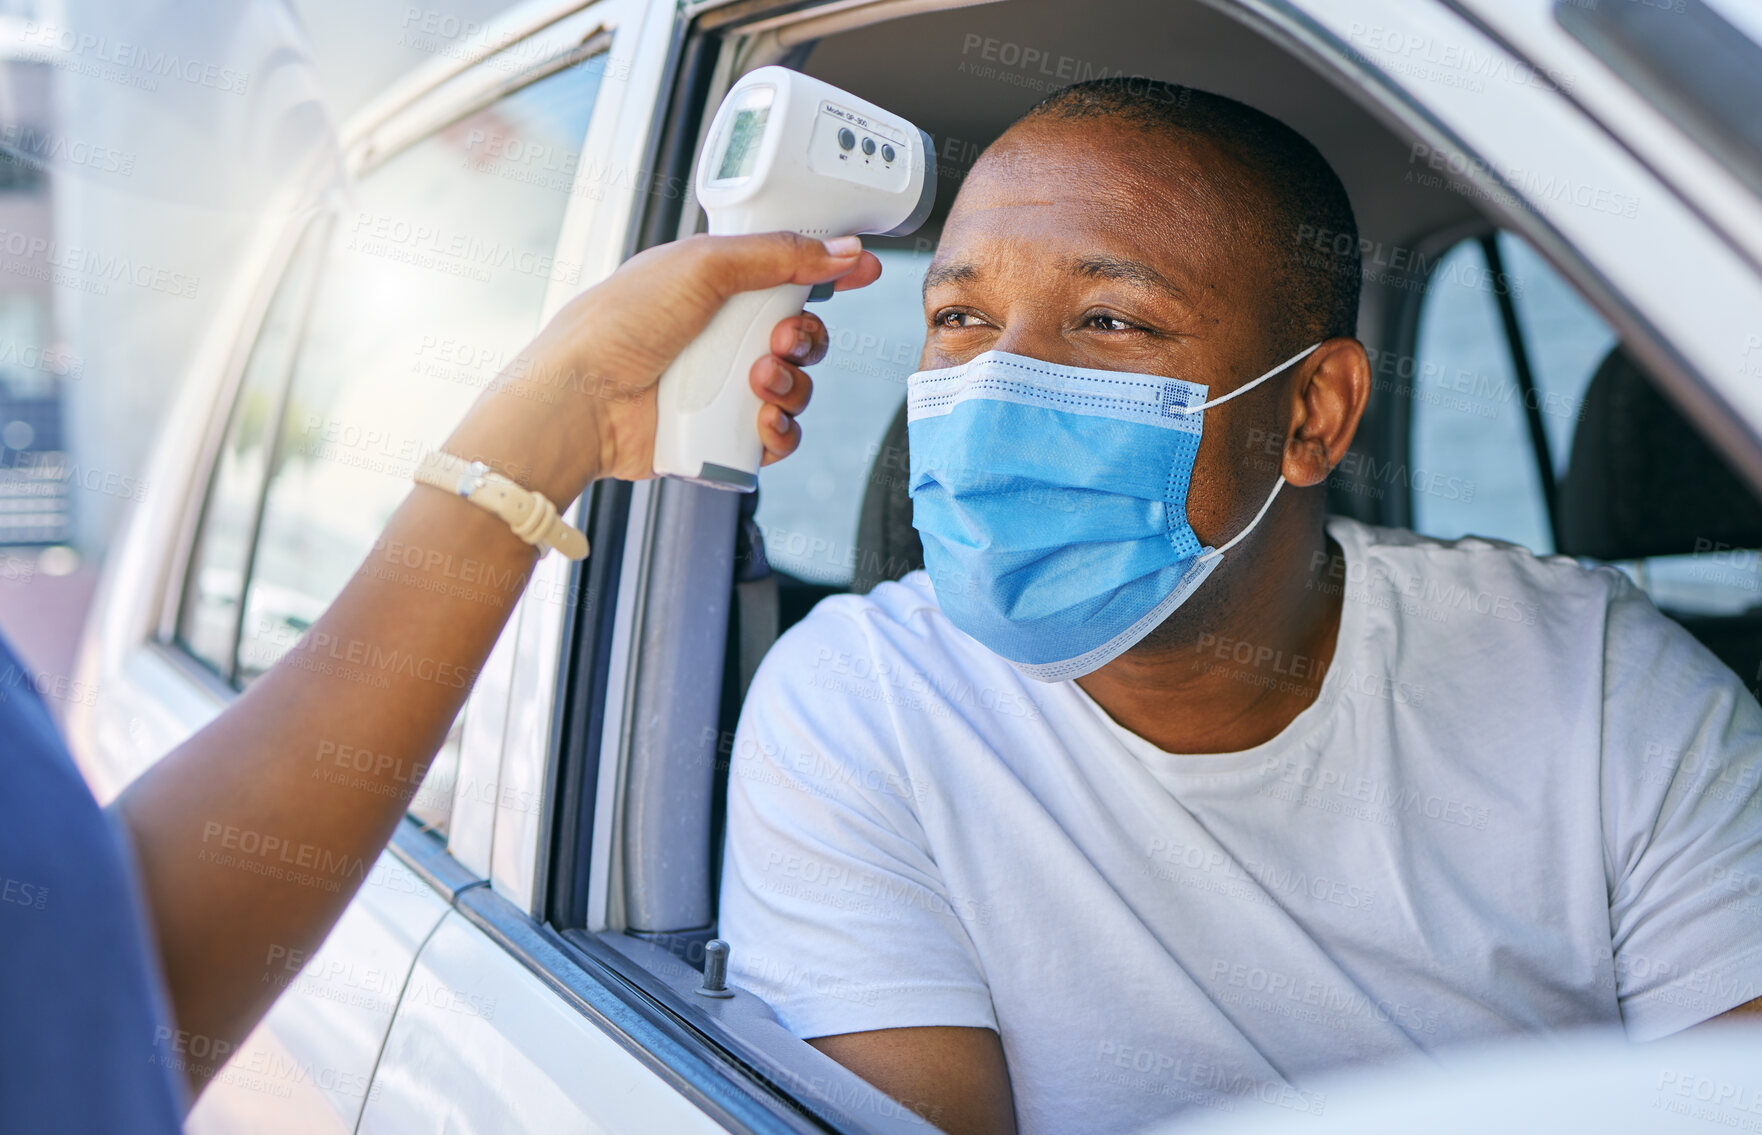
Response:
164,0,1762,1124
631,0,1762,974
549,0,1762,1040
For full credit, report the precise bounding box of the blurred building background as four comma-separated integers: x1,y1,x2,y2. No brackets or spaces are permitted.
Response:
0,0,517,680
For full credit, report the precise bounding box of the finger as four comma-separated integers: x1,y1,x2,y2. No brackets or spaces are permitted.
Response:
770,312,830,367
831,250,883,292
758,403,801,465
669,231,869,302
751,355,814,417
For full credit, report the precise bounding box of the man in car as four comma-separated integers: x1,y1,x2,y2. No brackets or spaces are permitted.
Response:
718,78,1762,1135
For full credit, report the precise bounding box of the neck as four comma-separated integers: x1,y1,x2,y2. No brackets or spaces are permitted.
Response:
1075,513,1344,755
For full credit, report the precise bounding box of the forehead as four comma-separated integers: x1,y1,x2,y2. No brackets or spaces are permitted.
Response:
933,118,1252,280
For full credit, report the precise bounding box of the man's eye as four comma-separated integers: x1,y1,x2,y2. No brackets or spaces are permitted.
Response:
935,310,986,329
1087,314,1137,332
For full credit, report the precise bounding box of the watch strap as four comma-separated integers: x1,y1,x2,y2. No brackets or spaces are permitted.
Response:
414,451,589,560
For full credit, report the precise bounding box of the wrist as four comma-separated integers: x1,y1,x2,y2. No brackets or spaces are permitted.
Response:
443,378,604,505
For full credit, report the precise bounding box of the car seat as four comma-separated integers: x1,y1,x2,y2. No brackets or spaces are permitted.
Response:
1557,346,1762,688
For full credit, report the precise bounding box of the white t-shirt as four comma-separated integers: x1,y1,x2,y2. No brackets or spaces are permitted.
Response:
718,518,1762,1135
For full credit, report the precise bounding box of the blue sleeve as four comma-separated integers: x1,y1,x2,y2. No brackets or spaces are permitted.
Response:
0,636,185,1130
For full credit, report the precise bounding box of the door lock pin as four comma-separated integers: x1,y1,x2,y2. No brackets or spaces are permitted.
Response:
696,939,735,998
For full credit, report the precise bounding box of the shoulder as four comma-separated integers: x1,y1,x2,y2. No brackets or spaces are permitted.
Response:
731,574,984,823
742,571,1043,746
1325,516,1634,628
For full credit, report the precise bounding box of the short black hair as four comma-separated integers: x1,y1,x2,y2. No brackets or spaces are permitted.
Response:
1021,78,1360,354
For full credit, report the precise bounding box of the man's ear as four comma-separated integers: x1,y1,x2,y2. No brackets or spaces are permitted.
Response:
1280,337,1370,489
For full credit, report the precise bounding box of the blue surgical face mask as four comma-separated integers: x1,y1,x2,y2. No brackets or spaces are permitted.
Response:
906,343,1320,682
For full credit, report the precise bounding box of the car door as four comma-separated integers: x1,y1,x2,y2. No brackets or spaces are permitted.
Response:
205,16,633,1134
64,2,627,1130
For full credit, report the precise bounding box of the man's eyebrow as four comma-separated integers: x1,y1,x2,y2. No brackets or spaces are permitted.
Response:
1064,255,1189,304
923,261,980,296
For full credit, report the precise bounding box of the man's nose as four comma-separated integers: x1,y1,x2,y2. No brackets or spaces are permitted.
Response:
992,320,1076,365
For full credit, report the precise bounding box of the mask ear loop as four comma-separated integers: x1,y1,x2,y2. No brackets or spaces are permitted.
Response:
1180,342,1322,413
1200,476,1285,562
1182,342,1319,562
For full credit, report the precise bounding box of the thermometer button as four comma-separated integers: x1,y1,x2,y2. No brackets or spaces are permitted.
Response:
881,143,896,163
838,127,856,151
861,136,877,156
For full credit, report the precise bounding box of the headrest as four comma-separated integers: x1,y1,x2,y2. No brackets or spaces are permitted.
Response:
1558,348,1762,561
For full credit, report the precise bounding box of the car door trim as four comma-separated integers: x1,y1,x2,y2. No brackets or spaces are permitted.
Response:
451,858,836,1134
392,808,906,1134
577,929,944,1135
391,816,490,902
541,479,635,931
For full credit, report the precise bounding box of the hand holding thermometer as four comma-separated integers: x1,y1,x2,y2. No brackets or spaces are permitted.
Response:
652,66,937,490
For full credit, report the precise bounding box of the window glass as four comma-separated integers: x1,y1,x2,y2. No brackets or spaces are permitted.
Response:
1498,234,1612,481
234,53,609,832
176,218,330,677
1645,551,1762,616
1408,239,1555,552
755,245,931,585
1408,230,1760,613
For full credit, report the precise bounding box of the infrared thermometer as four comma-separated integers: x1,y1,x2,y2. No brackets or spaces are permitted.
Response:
652,66,937,490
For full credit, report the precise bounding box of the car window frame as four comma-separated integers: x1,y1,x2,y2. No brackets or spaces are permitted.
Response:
1552,0,1762,203
1395,225,1762,612
1345,1,1762,488
154,13,609,658
1370,219,1478,533
229,34,621,689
